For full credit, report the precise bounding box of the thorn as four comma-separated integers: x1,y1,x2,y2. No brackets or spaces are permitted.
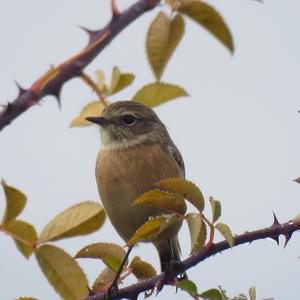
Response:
15,81,27,96
272,212,280,226
78,26,100,44
155,279,165,296
270,235,280,246
50,88,62,109
284,232,293,248
111,0,121,19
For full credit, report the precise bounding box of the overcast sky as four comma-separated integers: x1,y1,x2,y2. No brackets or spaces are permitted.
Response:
1,0,300,299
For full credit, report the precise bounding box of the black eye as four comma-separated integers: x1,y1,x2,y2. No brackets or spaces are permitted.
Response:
121,115,137,126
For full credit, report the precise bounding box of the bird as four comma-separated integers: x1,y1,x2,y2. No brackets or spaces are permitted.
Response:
86,100,185,281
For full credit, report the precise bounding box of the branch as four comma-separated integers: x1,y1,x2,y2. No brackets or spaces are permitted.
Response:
0,0,161,131
83,215,300,300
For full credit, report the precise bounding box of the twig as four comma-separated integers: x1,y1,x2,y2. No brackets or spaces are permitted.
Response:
0,0,161,131
82,216,300,300
81,73,107,106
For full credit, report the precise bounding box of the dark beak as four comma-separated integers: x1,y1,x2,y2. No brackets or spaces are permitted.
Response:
85,116,108,126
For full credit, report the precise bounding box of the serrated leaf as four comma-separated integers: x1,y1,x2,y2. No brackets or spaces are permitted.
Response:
209,196,221,223
186,213,206,254
130,256,157,280
200,288,222,300
176,279,198,297
108,66,135,95
133,190,186,215
147,12,185,80
39,201,105,243
92,267,115,292
178,0,234,53
293,177,300,184
215,222,234,247
1,179,26,224
154,178,204,212
249,287,256,300
69,100,108,127
75,243,126,273
3,220,37,258
127,214,179,246
133,82,188,107
36,245,88,300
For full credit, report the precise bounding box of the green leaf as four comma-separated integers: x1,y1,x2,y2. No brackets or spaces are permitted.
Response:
1,179,26,224
200,288,222,300
154,178,204,212
178,0,234,53
92,267,115,292
36,245,88,300
147,12,185,80
133,190,187,215
132,82,188,107
130,256,157,280
209,196,221,223
127,214,179,246
70,100,108,127
75,242,126,273
109,66,135,95
186,213,206,254
3,220,37,258
215,222,234,247
176,279,198,297
249,287,256,300
39,201,105,243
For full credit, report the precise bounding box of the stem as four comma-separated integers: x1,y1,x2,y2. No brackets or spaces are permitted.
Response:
81,73,107,106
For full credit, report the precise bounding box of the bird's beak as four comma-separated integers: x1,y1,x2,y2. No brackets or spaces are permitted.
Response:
86,116,109,126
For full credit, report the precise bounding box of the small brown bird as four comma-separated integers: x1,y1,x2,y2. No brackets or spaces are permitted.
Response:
87,100,185,274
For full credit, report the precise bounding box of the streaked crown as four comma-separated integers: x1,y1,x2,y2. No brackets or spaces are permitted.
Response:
86,101,171,150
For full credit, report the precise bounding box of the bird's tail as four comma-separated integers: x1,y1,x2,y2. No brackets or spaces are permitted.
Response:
155,237,187,280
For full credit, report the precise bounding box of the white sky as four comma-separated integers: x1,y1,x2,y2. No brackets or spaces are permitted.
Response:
1,0,300,299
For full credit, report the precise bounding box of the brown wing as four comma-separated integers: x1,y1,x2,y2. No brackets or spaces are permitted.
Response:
168,144,185,178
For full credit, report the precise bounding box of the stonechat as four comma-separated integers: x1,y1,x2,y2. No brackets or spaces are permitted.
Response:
87,100,185,273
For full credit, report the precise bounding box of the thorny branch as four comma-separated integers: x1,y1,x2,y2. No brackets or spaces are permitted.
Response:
0,0,161,131
83,215,300,300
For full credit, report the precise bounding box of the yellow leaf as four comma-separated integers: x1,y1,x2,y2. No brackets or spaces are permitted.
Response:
95,69,106,91
130,256,157,280
154,178,204,212
4,220,37,258
15,298,38,300
36,245,88,300
92,267,115,292
215,222,234,247
185,213,206,254
127,214,179,246
109,66,121,94
75,242,126,273
108,67,135,95
209,196,222,223
179,0,234,53
132,82,188,107
133,190,186,215
147,12,185,80
69,100,108,127
39,201,105,243
1,179,26,224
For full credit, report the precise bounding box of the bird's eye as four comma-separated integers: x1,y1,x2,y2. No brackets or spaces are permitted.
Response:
121,114,137,126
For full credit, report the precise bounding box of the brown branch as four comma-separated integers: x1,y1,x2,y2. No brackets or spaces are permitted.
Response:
83,216,300,300
0,0,161,131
